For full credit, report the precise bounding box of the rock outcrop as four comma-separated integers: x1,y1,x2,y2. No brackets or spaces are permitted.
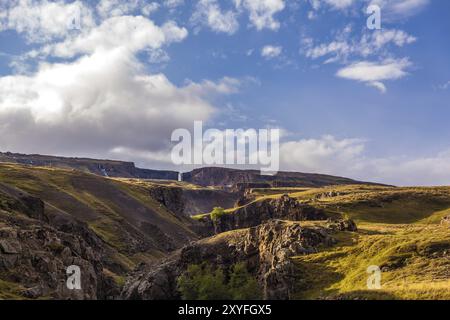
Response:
149,185,239,217
326,218,358,232
200,195,328,234
0,185,130,299
121,220,342,300
0,207,120,299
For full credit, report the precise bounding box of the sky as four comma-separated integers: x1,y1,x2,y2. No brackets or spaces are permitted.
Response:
0,0,449,186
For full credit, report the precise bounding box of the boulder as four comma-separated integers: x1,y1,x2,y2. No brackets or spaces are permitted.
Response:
0,239,22,254
326,218,358,232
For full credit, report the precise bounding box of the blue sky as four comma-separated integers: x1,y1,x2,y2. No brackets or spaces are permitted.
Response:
0,0,449,185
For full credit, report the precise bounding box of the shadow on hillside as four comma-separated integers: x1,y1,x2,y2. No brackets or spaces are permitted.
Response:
293,260,344,300
357,228,396,236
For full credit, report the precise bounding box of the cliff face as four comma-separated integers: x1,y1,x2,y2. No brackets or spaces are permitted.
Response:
121,220,341,300
148,186,185,217
199,195,328,234
148,185,239,217
182,167,382,188
182,167,258,187
182,189,239,216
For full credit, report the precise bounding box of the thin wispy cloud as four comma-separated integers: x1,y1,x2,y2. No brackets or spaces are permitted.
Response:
336,58,412,93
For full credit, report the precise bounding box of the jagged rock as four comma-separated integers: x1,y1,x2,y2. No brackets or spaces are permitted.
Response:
235,221,336,299
326,218,358,232
0,194,120,300
22,286,44,299
121,220,338,300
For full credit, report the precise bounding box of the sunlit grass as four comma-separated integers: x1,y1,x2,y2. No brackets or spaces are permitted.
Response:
293,224,450,300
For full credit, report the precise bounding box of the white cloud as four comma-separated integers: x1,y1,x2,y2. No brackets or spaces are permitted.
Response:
304,28,416,61
1,0,95,43
164,0,185,9
96,0,159,18
234,0,285,31
305,40,351,60
301,24,417,93
307,0,355,11
280,135,450,186
192,0,239,35
142,3,160,16
367,81,387,93
43,16,187,58
324,0,355,10
281,135,365,174
0,48,240,162
364,29,416,50
336,58,411,92
261,45,282,59
309,0,429,17
368,0,430,20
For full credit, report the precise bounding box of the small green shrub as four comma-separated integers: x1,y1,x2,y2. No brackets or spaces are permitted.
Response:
178,262,262,300
229,262,262,300
210,207,226,221
177,264,231,300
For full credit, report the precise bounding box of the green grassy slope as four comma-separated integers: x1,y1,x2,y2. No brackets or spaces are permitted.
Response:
293,224,450,300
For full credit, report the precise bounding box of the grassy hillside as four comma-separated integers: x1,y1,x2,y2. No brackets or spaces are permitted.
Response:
238,185,450,224
0,163,198,268
292,185,450,224
293,223,450,300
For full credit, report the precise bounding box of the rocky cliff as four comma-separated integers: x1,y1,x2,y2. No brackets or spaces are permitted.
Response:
0,189,119,299
182,167,383,188
121,220,354,300
148,184,239,217
199,195,328,234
